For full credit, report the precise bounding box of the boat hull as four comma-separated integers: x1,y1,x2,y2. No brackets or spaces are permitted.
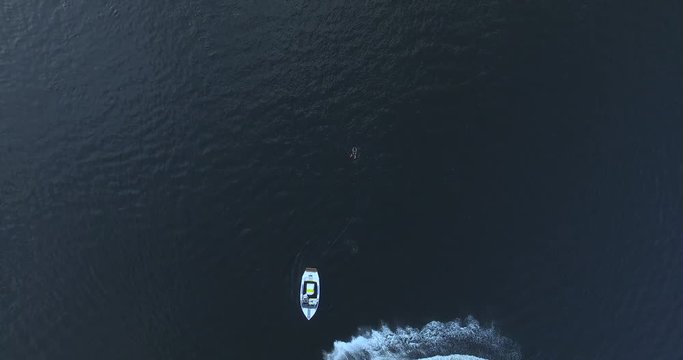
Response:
300,268,320,320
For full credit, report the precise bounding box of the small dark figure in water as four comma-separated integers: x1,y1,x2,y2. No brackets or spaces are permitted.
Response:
349,146,358,160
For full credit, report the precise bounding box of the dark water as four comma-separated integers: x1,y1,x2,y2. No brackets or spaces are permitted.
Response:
2,1,683,359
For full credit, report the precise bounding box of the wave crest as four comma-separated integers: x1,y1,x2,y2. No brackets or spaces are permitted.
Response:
324,317,521,360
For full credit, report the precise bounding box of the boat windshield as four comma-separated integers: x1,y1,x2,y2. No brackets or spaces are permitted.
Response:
302,281,318,298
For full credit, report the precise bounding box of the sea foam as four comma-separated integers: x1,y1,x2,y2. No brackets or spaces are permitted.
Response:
324,317,521,360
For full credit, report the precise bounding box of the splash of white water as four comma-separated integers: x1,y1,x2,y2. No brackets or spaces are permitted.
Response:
324,317,521,360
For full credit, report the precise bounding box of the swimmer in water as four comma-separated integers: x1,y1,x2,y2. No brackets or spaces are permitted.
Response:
349,146,358,160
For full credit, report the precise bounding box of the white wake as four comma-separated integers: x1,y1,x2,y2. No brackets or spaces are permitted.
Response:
324,317,521,360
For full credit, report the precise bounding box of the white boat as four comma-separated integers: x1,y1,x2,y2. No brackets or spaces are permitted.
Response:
300,267,320,320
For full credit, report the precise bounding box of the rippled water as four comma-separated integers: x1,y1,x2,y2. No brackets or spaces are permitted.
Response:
2,0,683,359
